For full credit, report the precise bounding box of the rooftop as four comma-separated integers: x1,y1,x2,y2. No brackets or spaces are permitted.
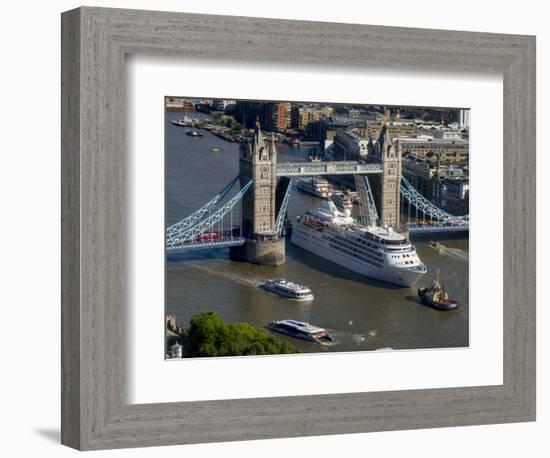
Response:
281,320,325,333
399,137,469,146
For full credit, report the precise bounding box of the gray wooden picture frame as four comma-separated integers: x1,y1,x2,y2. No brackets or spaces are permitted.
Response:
61,6,536,451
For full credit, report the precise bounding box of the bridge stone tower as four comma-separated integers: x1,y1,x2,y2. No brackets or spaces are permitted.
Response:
368,125,402,228
230,121,286,265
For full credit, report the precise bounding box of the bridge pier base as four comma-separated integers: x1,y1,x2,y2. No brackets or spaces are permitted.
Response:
230,237,285,266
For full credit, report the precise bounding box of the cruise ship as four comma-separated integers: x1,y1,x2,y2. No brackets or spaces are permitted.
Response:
291,200,427,287
296,176,333,199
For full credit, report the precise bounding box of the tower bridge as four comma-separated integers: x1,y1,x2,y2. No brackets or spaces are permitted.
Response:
166,123,469,261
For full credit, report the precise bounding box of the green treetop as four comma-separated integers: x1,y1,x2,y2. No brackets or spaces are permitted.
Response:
186,311,298,357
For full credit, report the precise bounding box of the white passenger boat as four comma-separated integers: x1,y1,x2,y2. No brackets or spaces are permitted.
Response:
171,119,188,127
267,319,333,343
263,278,314,301
332,190,353,209
296,176,333,199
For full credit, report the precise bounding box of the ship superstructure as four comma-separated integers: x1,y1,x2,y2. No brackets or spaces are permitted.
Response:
263,278,314,301
296,176,333,199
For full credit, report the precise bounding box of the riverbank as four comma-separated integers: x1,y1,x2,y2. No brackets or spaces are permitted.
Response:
170,114,320,146
166,312,299,359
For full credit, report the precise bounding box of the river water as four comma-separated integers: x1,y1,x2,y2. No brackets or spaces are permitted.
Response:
165,111,469,353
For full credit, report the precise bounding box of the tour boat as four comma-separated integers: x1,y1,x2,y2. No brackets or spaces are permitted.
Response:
171,119,187,127
263,278,314,301
296,176,333,199
267,319,333,343
332,190,353,209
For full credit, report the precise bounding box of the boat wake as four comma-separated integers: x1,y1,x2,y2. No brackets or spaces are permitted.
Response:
324,328,379,347
319,339,340,347
186,263,265,288
351,334,368,344
438,246,469,264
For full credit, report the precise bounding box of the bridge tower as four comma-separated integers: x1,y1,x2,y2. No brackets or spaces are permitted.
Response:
229,121,286,266
368,125,402,228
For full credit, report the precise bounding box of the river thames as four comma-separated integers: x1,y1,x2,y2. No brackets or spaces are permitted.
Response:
165,111,469,354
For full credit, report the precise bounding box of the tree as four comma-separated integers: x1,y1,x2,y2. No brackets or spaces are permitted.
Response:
186,311,298,357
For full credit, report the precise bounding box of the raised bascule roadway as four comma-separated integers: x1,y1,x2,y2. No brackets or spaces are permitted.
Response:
166,124,469,259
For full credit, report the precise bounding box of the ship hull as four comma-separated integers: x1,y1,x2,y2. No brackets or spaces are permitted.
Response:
291,228,424,288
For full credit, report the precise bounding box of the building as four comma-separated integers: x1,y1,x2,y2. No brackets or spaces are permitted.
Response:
234,100,267,128
416,123,464,140
265,102,291,131
356,120,418,141
239,122,278,235
402,155,441,202
331,130,370,160
402,156,437,180
304,118,329,142
324,117,364,138
367,126,402,228
211,99,236,112
441,177,469,215
168,342,183,359
433,130,463,140
166,315,177,331
165,97,195,111
398,137,469,162
230,122,286,266
443,177,469,199
402,153,469,210
290,105,334,130
459,109,471,130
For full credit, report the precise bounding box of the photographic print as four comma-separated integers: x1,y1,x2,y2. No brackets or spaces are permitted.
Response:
165,98,470,359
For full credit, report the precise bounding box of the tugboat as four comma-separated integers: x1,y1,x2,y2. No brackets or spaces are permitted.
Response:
417,270,459,310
